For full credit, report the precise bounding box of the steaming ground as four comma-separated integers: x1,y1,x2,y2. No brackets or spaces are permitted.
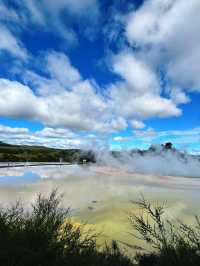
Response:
0,162,200,246
96,148,200,178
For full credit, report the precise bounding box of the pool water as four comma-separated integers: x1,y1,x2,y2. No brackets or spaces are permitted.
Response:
0,164,199,247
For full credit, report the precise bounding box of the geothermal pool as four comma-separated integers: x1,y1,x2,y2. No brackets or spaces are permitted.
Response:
0,164,200,247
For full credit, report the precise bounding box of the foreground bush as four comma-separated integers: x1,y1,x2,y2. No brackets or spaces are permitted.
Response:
0,190,133,266
129,196,200,266
1,190,200,266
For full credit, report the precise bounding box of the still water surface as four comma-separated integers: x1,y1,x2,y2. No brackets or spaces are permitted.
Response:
0,164,199,244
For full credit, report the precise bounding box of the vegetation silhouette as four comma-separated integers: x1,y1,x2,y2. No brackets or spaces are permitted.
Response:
1,190,200,265
129,195,200,266
0,190,132,266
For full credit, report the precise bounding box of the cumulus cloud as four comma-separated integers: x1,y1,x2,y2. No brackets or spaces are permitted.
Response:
0,79,41,119
0,124,111,149
134,128,157,138
0,124,200,153
104,0,200,126
112,51,160,95
45,52,81,88
169,87,190,105
36,127,76,138
0,48,133,134
108,50,181,123
0,48,128,134
113,136,131,142
0,0,200,149
0,78,108,131
0,124,80,148
126,0,200,91
131,120,145,129
110,82,181,119
110,117,128,132
0,41,182,136
0,125,29,135
0,125,32,143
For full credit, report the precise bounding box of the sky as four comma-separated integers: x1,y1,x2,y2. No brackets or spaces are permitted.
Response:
0,0,200,153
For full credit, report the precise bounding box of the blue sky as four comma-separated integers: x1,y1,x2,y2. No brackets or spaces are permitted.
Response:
0,0,200,153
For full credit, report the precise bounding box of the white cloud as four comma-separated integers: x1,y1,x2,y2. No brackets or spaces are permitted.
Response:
113,136,131,142
0,124,108,149
23,70,65,96
126,0,172,45
15,51,130,134
39,79,108,131
0,125,29,135
169,87,190,104
0,79,41,119
0,41,181,133
1,124,200,152
110,83,181,119
0,26,27,59
105,0,200,124
111,127,200,152
112,127,200,150
129,94,181,118
1,0,200,143
134,128,157,138
45,51,82,88
132,127,200,150
36,127,76,138
126,0,200,91
131,120,145,129
112,51,160,95
0,124,73,147
0,73,132,134
0,125,32,142
93,117,128,134
109,50,181,121
110,117,128,132
0,78,107,131
0,67,128,133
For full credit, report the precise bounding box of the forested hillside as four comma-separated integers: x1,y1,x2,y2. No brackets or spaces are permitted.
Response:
0,142,96,163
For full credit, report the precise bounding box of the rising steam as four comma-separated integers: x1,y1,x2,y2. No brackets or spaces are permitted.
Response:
94,144,200,178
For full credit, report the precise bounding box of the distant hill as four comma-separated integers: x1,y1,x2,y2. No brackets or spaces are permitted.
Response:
0,141,13,147
0,141,96,163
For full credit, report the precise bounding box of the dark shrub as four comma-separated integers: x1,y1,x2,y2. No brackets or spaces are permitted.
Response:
0,190,134,266
129,196,200,266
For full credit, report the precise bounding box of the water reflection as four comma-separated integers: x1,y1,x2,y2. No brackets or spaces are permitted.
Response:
0,167,198,222
0,164,200,244
0,171,40,185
